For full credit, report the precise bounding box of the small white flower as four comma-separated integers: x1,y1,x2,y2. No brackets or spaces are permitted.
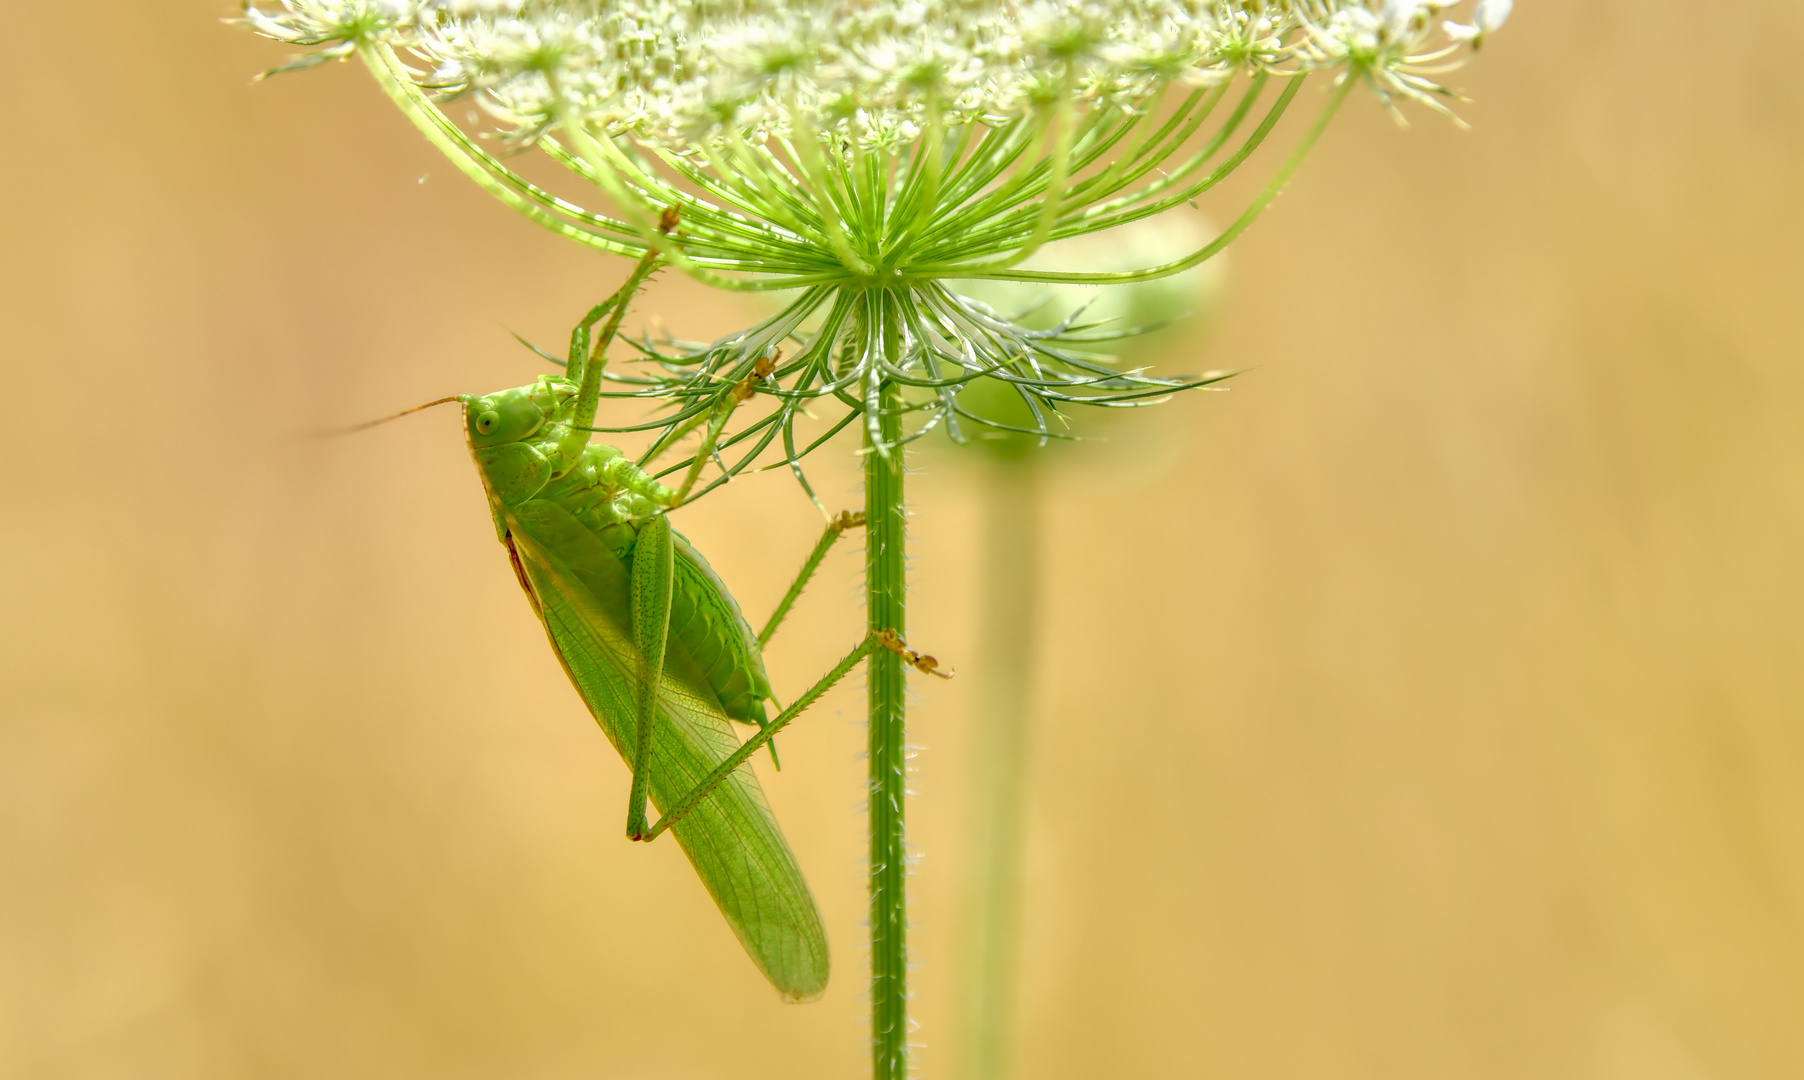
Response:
234,0,1513,478
243,1,1512,146
239,0,411,45
1446,0,1512,45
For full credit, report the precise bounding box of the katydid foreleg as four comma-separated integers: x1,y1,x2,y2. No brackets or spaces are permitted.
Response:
558,207,679,469
563,293,622,382
626,512,676,841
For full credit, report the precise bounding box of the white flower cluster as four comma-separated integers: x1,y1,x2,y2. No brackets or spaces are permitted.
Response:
243,0,1510,149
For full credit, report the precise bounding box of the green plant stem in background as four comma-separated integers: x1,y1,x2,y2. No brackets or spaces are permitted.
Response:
958,458,1042,1080
865,337,910,1080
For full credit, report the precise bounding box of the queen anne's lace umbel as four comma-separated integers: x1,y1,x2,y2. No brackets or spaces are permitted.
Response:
244,0,1509,150
236,0,1508,487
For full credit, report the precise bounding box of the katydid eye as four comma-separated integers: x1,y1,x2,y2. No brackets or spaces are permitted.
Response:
475,411,500,435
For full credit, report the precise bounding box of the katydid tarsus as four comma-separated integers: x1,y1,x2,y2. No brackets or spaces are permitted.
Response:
370,224,947,1001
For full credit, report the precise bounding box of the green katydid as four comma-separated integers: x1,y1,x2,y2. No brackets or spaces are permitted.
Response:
374,221,947,1001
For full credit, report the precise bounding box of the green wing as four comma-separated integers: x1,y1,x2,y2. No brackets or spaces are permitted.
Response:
503,499,829,1001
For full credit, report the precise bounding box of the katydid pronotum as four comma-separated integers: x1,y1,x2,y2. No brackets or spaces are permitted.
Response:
370,222,948,1001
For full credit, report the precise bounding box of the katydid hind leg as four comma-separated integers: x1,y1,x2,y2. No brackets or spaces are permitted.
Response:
626,514,676,841
646,633,879,842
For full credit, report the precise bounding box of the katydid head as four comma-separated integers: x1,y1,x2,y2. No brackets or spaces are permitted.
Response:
463,388,538,448
461,382,567,449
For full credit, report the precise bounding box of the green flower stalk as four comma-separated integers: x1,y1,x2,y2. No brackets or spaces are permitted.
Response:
237,1,1509,1076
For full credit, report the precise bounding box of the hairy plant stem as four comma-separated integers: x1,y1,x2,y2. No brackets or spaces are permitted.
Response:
957,458,1041,1080
865,313,910,1080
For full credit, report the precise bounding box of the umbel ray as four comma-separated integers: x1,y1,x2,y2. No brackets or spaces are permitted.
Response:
361,213,948,1002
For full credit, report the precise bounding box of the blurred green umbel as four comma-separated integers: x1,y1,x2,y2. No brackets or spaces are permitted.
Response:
938,214,1226,1080
945,208,1226,460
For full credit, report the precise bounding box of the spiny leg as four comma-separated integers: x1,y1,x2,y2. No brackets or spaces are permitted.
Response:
644,630,951,841
758,510,866,648
626,513,676,841
750,507,863,769
645,632,863,841
663,351,778,506
562,294,621,382
564,208,679,449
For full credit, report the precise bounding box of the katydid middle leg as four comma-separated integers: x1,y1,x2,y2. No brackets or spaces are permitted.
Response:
748,509,865,768
666,352,779,506
758,510,865,648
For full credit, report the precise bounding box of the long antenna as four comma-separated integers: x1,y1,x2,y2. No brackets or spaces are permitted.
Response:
314,396,462,437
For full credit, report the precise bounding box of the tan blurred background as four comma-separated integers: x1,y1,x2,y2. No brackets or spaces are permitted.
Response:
4,2,1802,1077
